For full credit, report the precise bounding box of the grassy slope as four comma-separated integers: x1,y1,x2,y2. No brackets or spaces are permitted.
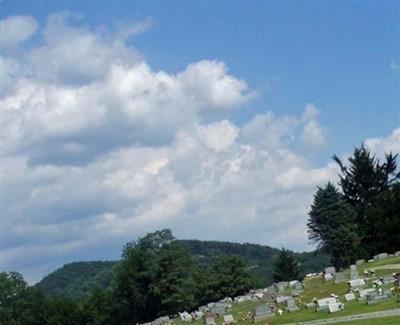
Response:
175,256,400,325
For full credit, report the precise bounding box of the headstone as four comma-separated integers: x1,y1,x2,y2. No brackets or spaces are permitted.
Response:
317,297,337,310
263,293,275,302
367,259,374,263
395,251,400,257
305,302,315,309
179,312,193,322
350,265,357,271
267,285,277,294
286,298,299,312
207,303,215,308
367,294,390,305
344,293,355,301
334,272,345,283
275,281,288,292
350,271,359,280
254,304,274,321
328,302,343,313
324,273,334,281
153,316,170,325
203,315,217,325
348,278,365,288
325,266,336,275
223,315,234,324
210,302,228,315
382,275,396,284
291,288,299,297
356,259,366,266
359,288,376,299
276,296,290,304
373,253,388,260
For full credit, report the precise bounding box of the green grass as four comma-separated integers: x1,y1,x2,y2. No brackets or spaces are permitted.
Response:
174,256,400,325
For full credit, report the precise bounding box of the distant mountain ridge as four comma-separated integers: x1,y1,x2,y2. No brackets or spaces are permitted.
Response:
35,239,329,300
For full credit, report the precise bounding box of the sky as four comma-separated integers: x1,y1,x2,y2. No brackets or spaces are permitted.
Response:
1,1,399,284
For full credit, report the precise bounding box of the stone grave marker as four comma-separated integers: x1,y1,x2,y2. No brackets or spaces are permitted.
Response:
317,297,337,311
324,273,334,281
344,293,355,301
395,251,400,257
286,298,299,312
223,315,234,324
203,314,217,325
276,296,290,304
328,302,343,313
367,293,391,305
348,279,365,288
254,304,274,321
325,266,336,275
210,302,228,315
373,253,388,260
359,288,376,299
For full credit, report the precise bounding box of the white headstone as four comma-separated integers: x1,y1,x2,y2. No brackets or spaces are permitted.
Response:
276,296,290,304
345,293,355,301
223,315,234,324
325,266,336,275
317,297,337,309
356,259,365,266
373,253,388,260
348,279,365,287
328,302,342,313
359,288,376,299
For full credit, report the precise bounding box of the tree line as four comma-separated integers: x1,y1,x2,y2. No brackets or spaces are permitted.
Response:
1,230,260,324
307,145,400,269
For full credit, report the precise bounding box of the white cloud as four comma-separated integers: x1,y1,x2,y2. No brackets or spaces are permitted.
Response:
197,120,239,152
364,128,400,159
4,12,389,285
0,15,38,51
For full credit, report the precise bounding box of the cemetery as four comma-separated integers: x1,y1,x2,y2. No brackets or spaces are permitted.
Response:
168,254,400,325
134,254,400,325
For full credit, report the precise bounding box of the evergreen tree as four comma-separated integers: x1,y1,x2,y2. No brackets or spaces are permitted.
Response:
273,249,301,282
307,183,360,268
333,146,399,257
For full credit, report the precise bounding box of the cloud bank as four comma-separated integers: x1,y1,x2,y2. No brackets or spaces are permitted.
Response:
2,13,398,284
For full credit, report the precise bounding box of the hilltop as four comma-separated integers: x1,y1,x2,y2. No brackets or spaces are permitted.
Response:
35,239,329,300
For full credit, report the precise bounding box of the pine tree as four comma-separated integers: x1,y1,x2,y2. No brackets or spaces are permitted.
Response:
273,249,301,282
333,146,399,257
307,183,360,268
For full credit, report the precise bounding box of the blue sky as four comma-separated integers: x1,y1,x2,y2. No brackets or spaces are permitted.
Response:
1,1,399,283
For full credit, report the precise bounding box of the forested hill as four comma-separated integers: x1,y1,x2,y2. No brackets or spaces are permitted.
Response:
180,240,329,283
35,240,329,300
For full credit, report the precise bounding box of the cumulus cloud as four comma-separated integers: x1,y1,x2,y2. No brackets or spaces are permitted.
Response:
364,128,400,159
0,15,38,52
2,12,375,285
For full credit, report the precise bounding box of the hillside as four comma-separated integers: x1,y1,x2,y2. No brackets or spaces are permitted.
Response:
35,239,330,300
35,261,118,300
174,255,400,325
